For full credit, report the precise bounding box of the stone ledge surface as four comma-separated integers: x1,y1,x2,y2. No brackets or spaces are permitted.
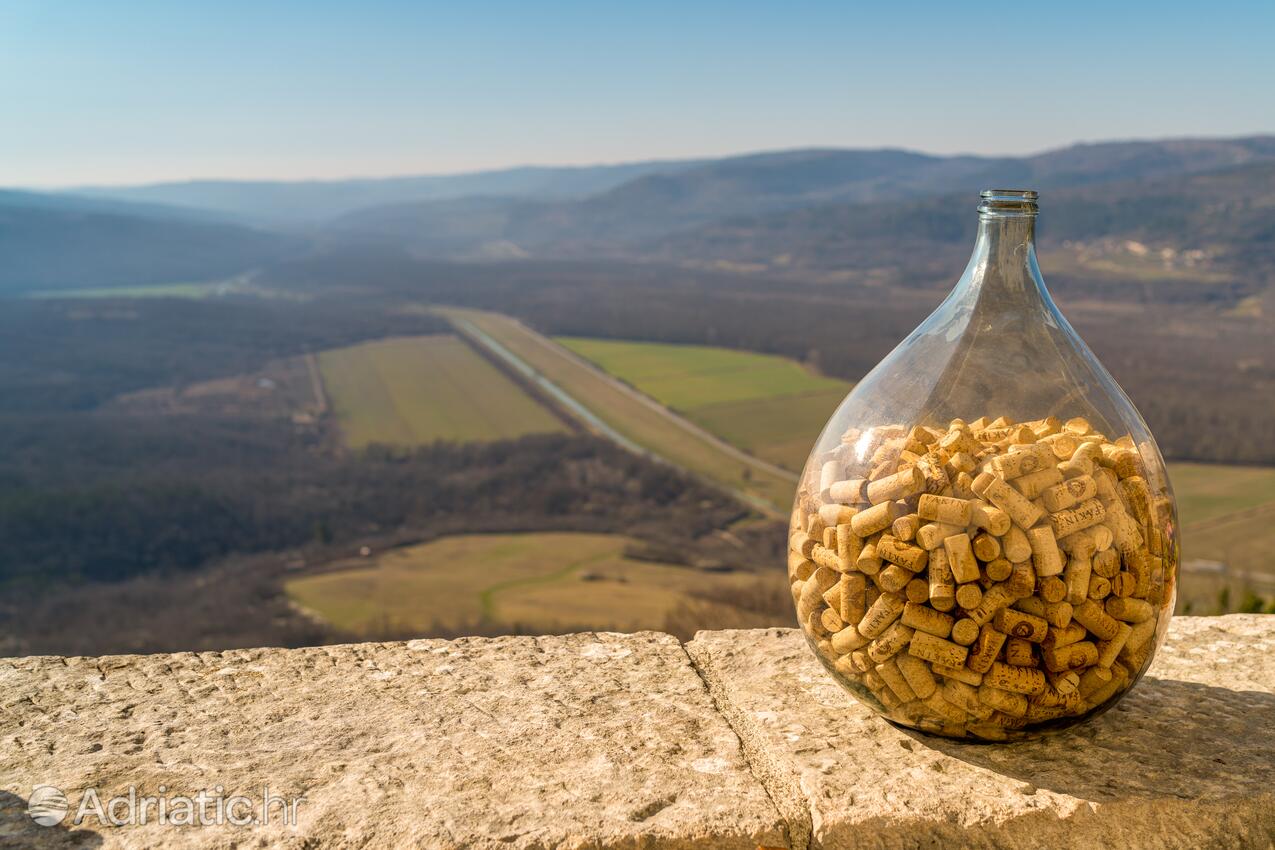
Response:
0,616,1271,849
0,632,785,850
687,615,1275,850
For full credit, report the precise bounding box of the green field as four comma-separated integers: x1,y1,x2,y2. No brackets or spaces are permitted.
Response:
557,336,850,471
1168,462,1275,526
285,532,766,635
318,334,567,448
441,309,798,512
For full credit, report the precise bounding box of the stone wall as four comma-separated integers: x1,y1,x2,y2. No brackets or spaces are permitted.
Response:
1,616,1272,849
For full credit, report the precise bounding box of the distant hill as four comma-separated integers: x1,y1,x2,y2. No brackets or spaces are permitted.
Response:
67,160,705,224
325,136,1275,261
656,157,1275,281
0,191,299,295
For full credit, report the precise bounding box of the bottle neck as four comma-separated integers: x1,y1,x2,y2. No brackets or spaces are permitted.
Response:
954,191,1049,308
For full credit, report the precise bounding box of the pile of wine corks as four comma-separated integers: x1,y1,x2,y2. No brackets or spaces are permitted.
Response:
788,415,1176,740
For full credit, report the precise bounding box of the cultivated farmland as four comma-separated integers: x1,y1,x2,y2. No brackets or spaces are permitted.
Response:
284,532,775,636
318,334,568,448
441,308,798,513
556,336,850,471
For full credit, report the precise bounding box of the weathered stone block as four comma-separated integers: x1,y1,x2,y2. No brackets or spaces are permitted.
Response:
0,632,786,849
686,615,1275,850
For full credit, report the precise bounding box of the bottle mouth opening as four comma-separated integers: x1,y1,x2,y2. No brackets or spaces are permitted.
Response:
979,188,1039,218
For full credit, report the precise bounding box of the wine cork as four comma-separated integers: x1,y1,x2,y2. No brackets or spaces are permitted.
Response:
940,678,984,715
867,465,924,505
836,524,863,563
1058,454,1094,479
1096,621,1134,668
967,623,1008,673
828,478,866,504
1042,640,1098,673
905,577,930,604
1042,475,1098,513
993,443,1054,479
1049,498,1108,538
1041,432,1078,459
965,583,1016,626
917,451,951,494
819,503,858,527
980,476,1044,529
1124,617,1157,654
1001,525,1033,563
1087,575,1112,600
877,564,913,593
950,617,981,646
944,533,981,584
955,583,983,611
1039,575,1067,603
876,658,918,702
971,532,1002,562
797,566,836,622
819,460,842,502
1072,599,1122,641
811,544,844,574
985,557,1013,581
917,521,965,550
1110,572,1136,597
902,601,955,638
1043,600,1074,629
994,608,1049,642
1028,526,1064,577
789,530,817,558
820,607,845,633
1014,467,1064,500
1047,670,1081,696
830,623,870,654
1064,553,1093,604
922,691,969,723
877,534,929,572
1105,596,1154,623
892,513,920,542
940,428,980,457
1092,548,1120,578
1076,664,1114,698
932,661,983,687
927,547,956,611
918,494,973,526
896,651,938,699
908,631,970,668
868,620,916,663
851,500,898,536
837,573,868,624
984,661,1047,696
1041,622,1087,650
964,502,1008,539
1004,638,1036,667
947,451,977,475
859,591,906,638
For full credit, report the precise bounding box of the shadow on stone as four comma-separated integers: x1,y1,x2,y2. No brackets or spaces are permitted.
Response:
0,790,103,848
902,678,1275,803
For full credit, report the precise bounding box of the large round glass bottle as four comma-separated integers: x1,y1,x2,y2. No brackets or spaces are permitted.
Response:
788,189,1178,740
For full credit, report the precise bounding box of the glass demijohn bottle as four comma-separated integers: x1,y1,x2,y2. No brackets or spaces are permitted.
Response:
788,190,1178,740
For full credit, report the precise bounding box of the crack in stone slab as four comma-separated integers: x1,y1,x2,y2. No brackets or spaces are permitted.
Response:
683,635,811,850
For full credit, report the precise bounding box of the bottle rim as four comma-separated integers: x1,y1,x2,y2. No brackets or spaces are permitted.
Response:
979,188,1039,218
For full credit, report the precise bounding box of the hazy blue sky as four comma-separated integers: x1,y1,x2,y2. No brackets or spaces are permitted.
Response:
3,0,1273,186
